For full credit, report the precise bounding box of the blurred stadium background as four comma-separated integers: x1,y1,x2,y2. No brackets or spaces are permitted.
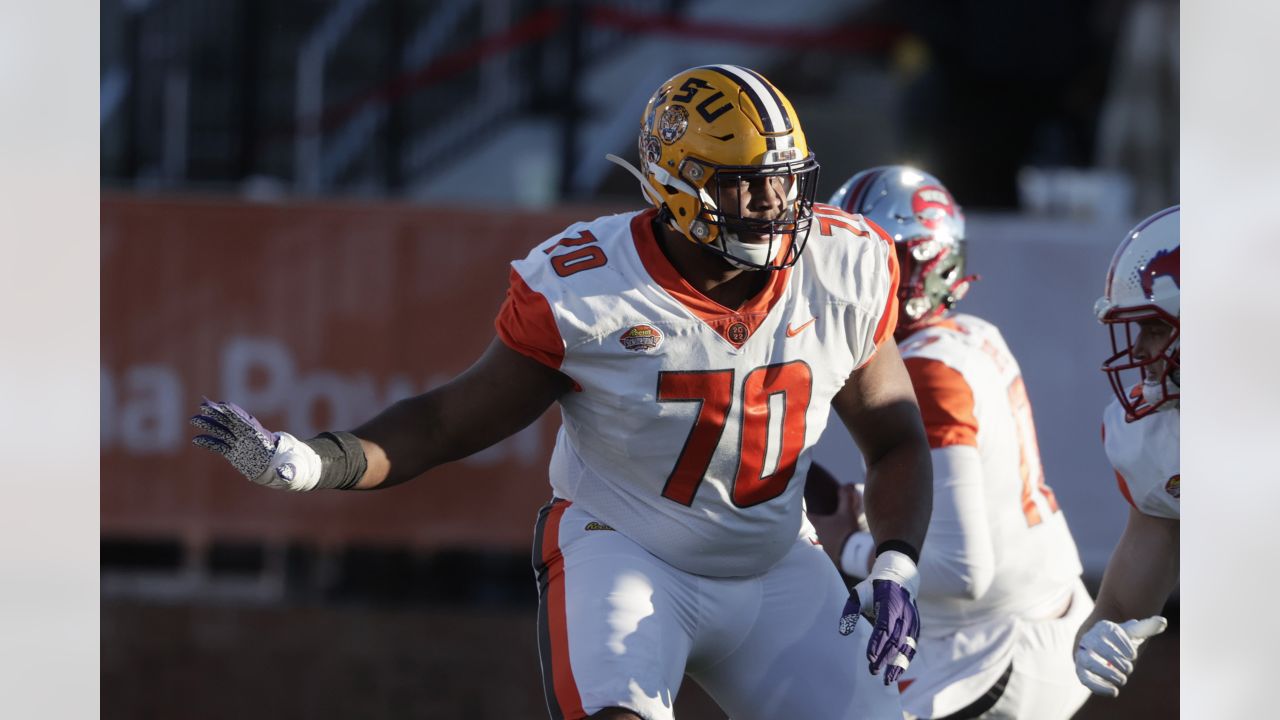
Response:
100,0,1178,717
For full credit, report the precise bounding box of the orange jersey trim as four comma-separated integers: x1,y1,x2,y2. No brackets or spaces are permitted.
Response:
539,501,586,718
1101,422,1139,509
927,317,962,334
904,357,978,448
1114,470,1138,510
631,209,792,348
864,216,901,349
495,267,565,370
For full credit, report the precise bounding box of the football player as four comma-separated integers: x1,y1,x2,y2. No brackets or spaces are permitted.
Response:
809,166,1092,718
190,65,933,720
1073,205,1180,698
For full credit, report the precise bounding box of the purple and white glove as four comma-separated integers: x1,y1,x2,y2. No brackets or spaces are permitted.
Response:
838,549,921,684
189,399,322,491
1074,616,1167,697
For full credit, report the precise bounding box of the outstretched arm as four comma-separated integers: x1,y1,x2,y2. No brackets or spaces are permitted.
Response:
1074,505,1179,696
353,338,573,489
192,337,572,491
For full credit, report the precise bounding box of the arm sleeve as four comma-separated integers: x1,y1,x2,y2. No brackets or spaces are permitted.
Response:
902,356,994,599
494,267,565,370
916,444,997,600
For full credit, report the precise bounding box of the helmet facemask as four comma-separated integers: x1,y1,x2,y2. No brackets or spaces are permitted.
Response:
1100,310,1180,421
610,65,821,272
691,157,820,271
1095,205,1180,422
828,166,976,336
894,234,977,338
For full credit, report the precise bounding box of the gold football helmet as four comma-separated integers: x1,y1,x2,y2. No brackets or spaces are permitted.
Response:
607,65,820,270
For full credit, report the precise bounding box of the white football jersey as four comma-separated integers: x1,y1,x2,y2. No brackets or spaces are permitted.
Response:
899,313,1084,629
497,205,898,577
1102,400,1180,519
895,314,1087,716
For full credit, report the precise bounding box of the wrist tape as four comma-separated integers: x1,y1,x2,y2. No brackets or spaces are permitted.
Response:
876,539,920,565
303,431,368,490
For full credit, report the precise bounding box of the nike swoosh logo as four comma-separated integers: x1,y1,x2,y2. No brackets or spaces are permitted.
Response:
786,318,816,337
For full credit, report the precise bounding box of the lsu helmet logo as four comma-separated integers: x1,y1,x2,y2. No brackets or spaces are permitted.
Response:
911,185,957,231
1139,246,1180,300
620,324,664,352
659,105,689,144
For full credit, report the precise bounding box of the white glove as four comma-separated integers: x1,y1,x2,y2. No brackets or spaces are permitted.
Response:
190,400,324,491
1074,616,1168,696
253,431,324,491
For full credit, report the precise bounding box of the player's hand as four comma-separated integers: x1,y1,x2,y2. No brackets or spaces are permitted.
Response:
1074,616,1168,697
189,399,321,491
838,550,921,684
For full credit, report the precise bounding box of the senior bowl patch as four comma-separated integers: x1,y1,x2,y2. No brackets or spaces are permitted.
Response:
1165,474,1180,499
620,324,663,352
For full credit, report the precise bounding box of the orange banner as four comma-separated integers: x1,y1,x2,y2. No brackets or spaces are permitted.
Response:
101,194,623,551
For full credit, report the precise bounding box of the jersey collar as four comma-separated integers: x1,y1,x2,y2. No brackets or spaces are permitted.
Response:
631,209,792,346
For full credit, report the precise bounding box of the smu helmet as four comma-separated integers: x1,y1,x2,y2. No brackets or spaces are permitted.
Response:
1095,205,1180,420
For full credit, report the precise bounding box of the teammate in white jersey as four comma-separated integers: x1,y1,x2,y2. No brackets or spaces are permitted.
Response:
807,166,1092,718
189,65,934,720
1074,206,1180,698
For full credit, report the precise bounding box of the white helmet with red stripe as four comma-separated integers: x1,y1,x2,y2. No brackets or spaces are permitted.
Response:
1094,205,1180,420
829,166,976,338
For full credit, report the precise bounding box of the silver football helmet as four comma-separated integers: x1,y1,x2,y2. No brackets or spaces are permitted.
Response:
829,166,976,338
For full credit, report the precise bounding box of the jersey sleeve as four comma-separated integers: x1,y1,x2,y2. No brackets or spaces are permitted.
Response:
864,217,900,350
904,357,978,449
1114,470,1138,509
494,267,565,370
1101,420,1140,510
846,216,899,370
